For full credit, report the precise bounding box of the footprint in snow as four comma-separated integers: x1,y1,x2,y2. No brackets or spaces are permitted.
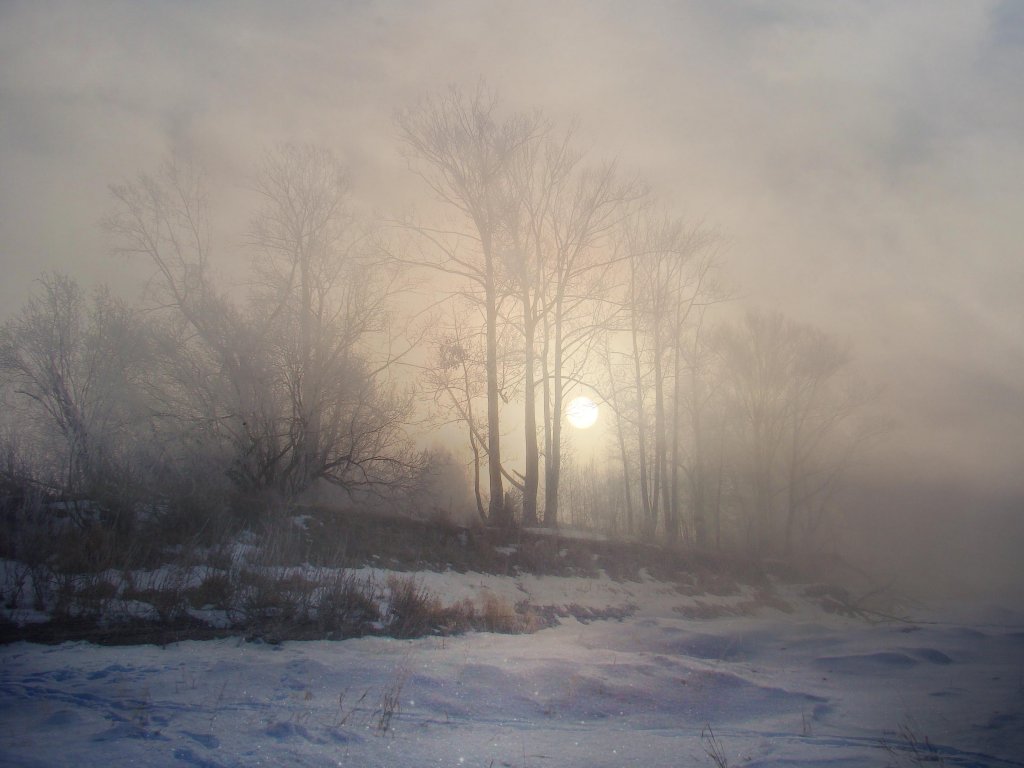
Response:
264,721,326,744
40,710,81,728
911,647,954,664
173,747,227,768
87,664,131,680
91,723,169,742
181,730,220,749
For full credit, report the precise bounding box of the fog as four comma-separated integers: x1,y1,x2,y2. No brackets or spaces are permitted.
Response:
1,1,1022,600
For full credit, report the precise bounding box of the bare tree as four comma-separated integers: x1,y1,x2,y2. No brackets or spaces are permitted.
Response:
106,157,285,501
395,84,546,526
528,161,637,528
611,209,718,540
663,229,721,542
597,333,637,535
106,150,414,506
498,126,638,526
106,157,213,327
716,310,870,555
678,307,725,547
421,304,490,522
718,311,796,553
247,143,413,497
779,325,876,552
0,273,149,514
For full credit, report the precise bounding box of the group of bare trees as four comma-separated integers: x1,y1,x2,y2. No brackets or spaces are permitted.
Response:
1,147,414,532
717,312,877,554
397,85,642,529
583,305,877,555
111,149,415,505
599,213,721,542
391,85,874,554
0,84,876,556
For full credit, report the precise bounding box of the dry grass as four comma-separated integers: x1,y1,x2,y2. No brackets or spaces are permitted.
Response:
385,575,443,638
477,592,547,634
701,723,730,768
373,661,411,734
881,720,947,766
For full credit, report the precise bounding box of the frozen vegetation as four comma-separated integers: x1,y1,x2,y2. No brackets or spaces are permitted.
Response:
2,552,1023,767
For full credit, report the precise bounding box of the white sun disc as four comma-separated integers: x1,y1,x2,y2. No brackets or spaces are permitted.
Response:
566,396,599,429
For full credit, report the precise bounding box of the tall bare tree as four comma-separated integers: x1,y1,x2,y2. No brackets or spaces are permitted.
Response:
502,129,636,526
396,84,546,526
532,161,636,527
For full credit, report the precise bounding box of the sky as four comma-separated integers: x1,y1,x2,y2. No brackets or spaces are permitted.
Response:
1,0,1023,532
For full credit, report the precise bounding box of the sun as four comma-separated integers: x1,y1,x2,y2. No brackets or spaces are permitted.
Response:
566,395,599,429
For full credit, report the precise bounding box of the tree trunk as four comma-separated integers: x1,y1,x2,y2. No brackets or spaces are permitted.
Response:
629,274,654,537
653,337,671,539
668,327,683,542
689,361,707,547
484,257,507,526
542,307,564,528
521,292,539,526
604,347,635,535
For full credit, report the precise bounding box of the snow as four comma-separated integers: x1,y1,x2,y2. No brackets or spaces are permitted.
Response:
2,569,1023,767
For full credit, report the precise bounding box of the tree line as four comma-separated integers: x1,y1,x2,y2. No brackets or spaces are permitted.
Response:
0,84,878,557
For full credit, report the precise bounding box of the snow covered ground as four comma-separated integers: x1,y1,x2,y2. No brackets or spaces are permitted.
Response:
2,569,1023,767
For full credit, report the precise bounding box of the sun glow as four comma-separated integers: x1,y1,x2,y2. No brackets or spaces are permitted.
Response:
566,395,599,429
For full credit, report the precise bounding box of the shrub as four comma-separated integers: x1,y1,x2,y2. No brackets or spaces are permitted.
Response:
479,591,520,633
385,575,441,638
473,592,547,634
317,570,381,635
184,571,235,611
238,567,318,625
121,570,189,623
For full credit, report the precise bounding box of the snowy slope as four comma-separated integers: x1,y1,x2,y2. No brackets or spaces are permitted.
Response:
2,570,1023,767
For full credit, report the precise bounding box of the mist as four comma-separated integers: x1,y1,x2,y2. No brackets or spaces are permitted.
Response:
1,1,1023,601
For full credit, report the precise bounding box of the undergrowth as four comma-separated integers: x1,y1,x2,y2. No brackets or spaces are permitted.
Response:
0,499,847,645
0,539,547,645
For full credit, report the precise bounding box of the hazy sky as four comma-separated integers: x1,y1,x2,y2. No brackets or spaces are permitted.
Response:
2,0,1023,513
